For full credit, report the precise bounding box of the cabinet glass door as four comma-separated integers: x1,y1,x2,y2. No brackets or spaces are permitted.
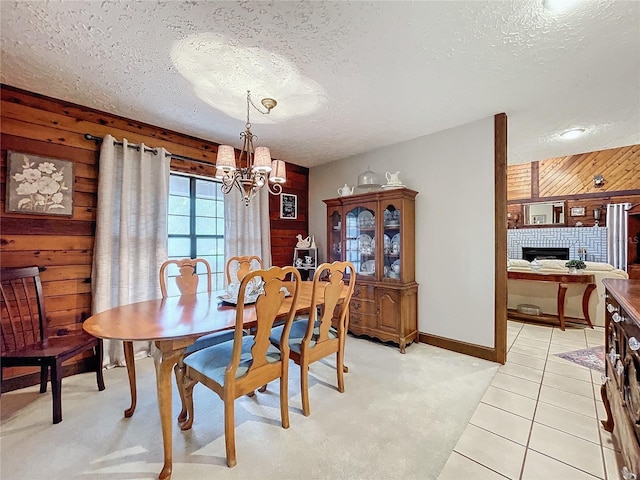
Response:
382,203,401,281
345,205,376,277
328,210,342,263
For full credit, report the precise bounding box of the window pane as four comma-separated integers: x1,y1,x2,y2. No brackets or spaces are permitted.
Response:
168,237,191,257
195,217,217,235
168,215,190,234
169,195,190,216
196,198,218,218
196,237,216,256
170,175,190,196
196,179,218,199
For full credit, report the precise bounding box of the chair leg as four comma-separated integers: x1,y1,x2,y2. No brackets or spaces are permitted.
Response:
300,357,310,417
123,341,137,417
336,349,345,393
223,392,237,468
39,365,48,393
51,361,62,424
95,340,105,391
179,372,197,431
174,358,188,423
280,363,290,429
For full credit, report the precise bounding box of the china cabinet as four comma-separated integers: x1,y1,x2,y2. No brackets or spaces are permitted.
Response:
323,188,418,353
601,278,640,479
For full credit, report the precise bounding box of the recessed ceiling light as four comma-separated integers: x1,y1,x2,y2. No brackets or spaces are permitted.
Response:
559,128,586,140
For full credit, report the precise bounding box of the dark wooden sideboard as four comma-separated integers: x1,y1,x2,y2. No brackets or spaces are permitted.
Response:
601,278,640,479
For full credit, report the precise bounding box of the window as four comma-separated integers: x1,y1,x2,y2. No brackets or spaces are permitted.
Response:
168,173,225,291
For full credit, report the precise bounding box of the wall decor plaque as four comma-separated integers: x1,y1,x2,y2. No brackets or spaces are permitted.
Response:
5,151,74,216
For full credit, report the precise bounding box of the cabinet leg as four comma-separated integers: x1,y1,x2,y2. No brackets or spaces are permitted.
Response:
600,383,614,432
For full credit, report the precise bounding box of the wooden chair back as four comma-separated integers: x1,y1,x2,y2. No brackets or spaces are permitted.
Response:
227,266,300,389
0,266,104,424
306,261,356,350
159,258,212,297
282,261,355,416
1,266,47,353
225,255,263,285
181,266,301,467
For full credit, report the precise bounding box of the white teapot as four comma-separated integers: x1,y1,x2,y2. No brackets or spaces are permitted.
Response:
386,171,401,185
337,184,354,196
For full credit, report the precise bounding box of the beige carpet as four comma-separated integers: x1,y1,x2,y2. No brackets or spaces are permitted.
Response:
1,336,498,480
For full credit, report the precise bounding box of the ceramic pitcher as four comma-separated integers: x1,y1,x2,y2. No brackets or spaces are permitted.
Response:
337,184,354,196
386,171,401,184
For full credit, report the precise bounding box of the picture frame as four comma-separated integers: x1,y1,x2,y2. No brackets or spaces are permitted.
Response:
5,151,74,217
570,207,586,217
532,214,547,224
280,193,297,219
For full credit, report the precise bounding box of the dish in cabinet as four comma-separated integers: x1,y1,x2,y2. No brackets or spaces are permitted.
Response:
357,234,373,254
358,210,375,229
391,233,401,254
360,259,375,275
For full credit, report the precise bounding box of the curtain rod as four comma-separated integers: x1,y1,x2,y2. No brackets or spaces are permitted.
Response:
84,133,215,166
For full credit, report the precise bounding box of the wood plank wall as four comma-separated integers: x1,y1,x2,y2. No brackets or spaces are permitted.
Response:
507,145,640,228
0,85,309,390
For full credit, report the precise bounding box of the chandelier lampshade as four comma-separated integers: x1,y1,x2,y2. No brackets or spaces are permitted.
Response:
215,90,285,206
270,160,287,184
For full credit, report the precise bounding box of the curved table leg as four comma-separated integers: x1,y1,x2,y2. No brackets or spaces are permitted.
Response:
557,283,568,331
582,283,597,329
153,341,184,480
123,340,137,417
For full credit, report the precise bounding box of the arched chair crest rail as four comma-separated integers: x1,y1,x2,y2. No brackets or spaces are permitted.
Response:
0,266,105,424
225,255,263,285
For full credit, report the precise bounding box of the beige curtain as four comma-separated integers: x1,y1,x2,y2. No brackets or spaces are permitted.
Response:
224,186,272,283
91,135,170,367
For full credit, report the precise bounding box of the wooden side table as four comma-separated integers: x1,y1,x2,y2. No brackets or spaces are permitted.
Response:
507,271,597,330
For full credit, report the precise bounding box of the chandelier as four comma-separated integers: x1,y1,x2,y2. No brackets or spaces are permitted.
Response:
215,90,286,206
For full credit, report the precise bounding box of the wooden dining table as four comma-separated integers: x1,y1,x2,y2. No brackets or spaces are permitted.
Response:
83,281,342,480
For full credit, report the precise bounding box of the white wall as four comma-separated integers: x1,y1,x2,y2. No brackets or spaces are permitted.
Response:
309,117,496,347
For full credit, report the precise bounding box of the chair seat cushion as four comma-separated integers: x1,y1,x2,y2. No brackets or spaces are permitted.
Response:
184,330,235,355
184,335,282,385
270,318,337,354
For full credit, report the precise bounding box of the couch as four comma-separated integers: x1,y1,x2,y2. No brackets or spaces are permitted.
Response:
507,259,629,327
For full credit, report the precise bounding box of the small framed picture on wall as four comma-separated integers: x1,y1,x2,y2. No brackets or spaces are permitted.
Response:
570,207,586,217
280,193,297,219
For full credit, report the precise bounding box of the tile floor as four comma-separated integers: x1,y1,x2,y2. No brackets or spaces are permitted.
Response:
439,320,625,480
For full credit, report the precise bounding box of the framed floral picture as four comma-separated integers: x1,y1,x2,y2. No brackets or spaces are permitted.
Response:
5,151,74,216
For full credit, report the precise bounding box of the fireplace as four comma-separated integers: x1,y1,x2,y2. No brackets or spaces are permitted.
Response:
522,247,569,261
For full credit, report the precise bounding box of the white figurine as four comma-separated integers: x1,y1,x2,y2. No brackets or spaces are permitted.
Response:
296,234,312,248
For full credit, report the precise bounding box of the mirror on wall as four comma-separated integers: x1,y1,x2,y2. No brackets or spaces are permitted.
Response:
522,201,567,226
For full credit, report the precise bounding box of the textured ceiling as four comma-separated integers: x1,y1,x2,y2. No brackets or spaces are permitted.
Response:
1,1,638,167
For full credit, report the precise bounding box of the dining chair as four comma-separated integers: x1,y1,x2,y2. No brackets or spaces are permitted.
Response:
225,255,263,285
0,266,105,424
269,261,355,416
180,266,301,467
161,258,236,423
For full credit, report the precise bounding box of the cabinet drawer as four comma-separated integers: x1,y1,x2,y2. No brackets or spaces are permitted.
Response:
350,298,376,315
352,285,375,301
349,313,376,330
